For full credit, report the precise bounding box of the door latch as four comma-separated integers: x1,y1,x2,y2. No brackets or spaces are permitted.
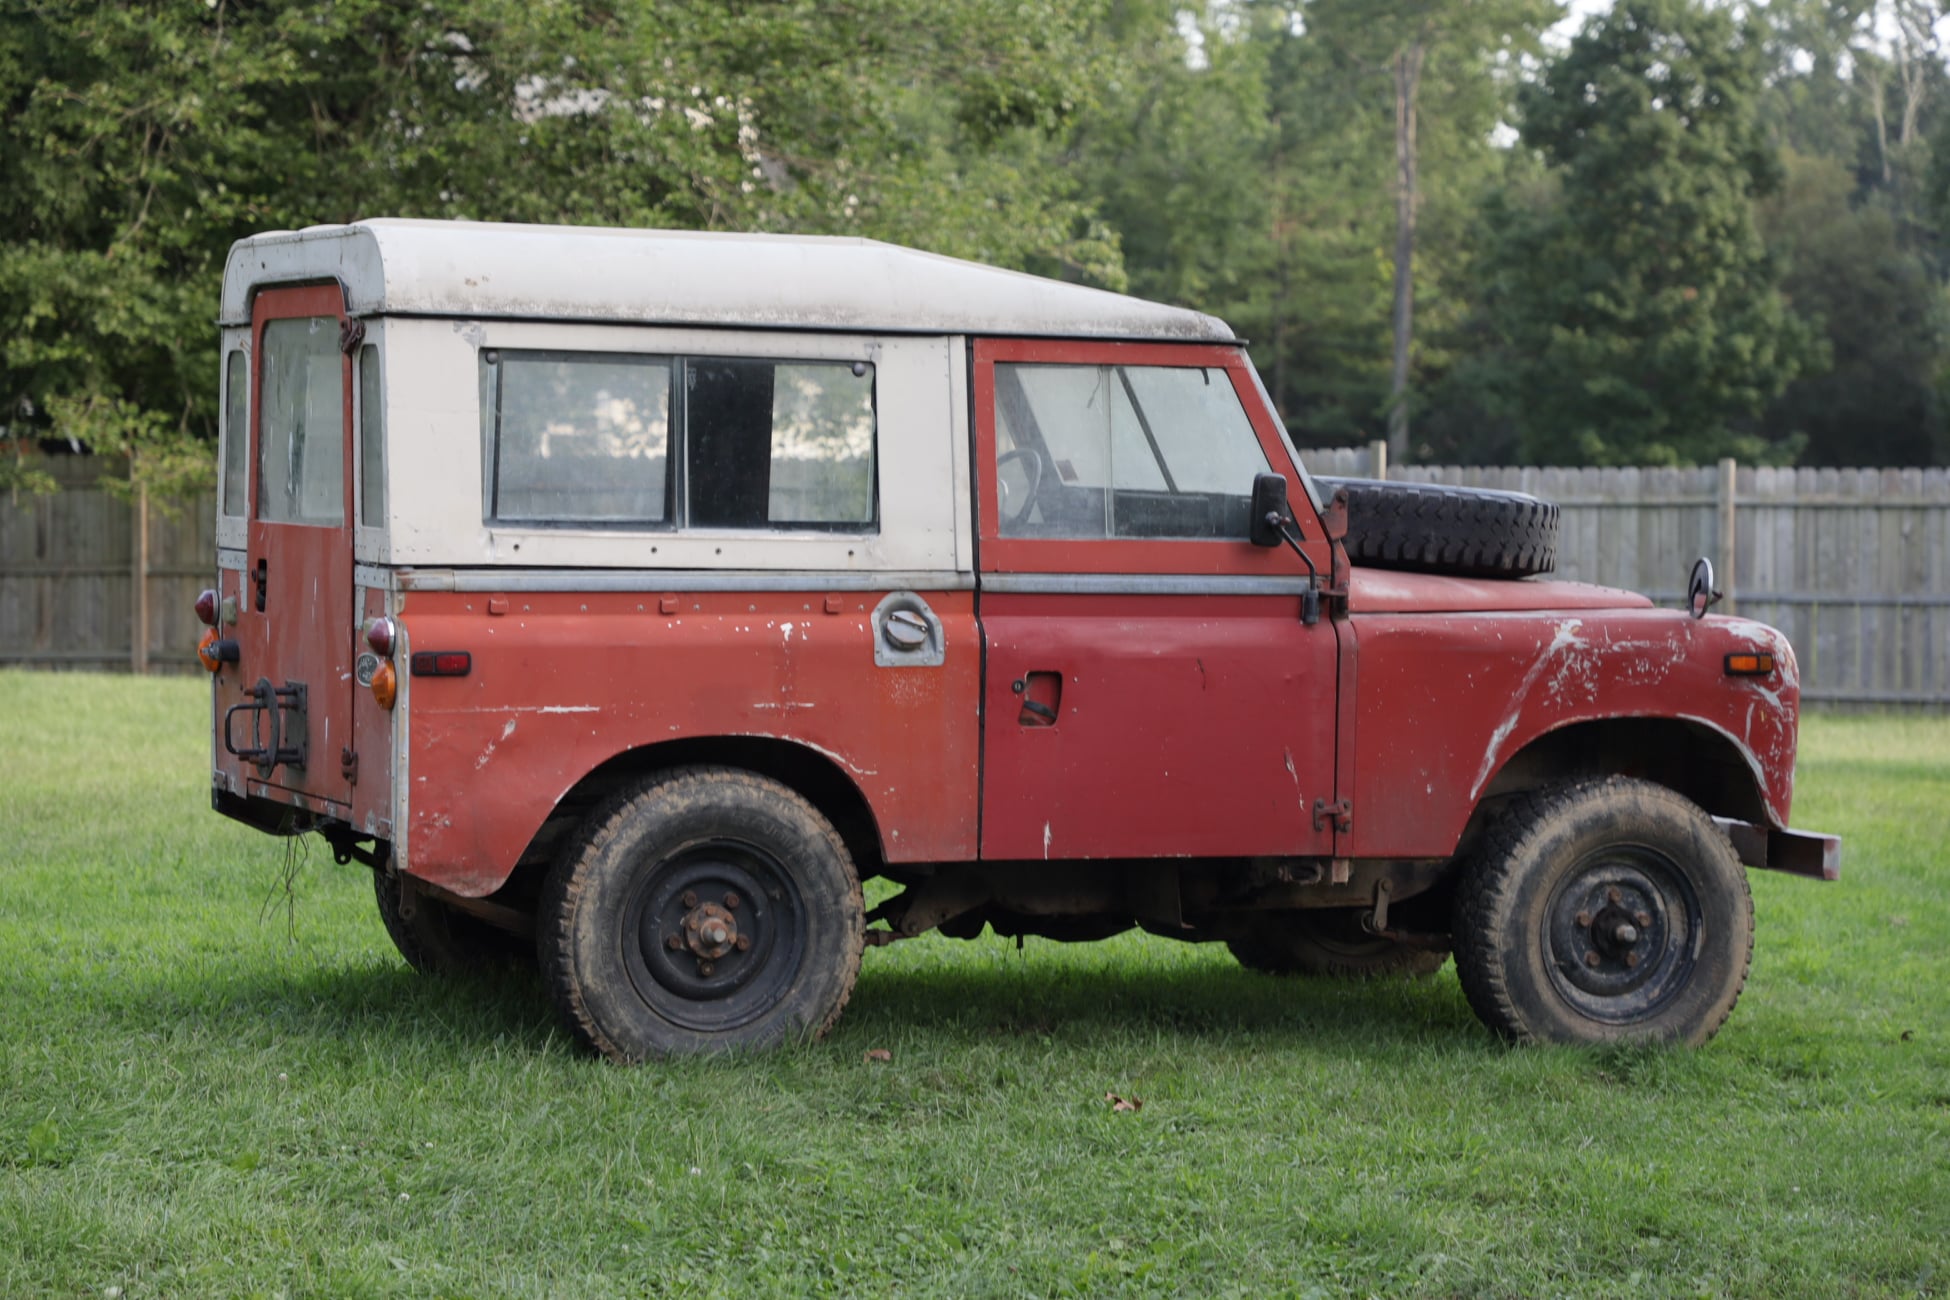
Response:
1312,797,1352,833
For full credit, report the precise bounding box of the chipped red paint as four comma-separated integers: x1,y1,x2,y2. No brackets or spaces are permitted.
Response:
397,589,980,896
1344,609,1800,860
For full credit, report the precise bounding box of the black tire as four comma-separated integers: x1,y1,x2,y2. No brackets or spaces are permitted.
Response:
373,869,529,975
1228,908,1448,979
539,767,864,1062
1452,778,1753,1047
1314,477,1558,579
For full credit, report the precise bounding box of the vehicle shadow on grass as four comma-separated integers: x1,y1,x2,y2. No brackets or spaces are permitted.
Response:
842,946,1488,1056
159,946,1488,1062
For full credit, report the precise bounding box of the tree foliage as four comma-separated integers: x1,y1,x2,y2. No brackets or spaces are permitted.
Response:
5,0,1950,483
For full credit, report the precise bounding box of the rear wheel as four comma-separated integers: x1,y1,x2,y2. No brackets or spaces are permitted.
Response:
539,767,864,1061
1228,908,1448,979
1452,778,1753,1047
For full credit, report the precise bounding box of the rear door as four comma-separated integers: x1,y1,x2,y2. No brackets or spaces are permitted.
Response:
974,338,1340,862
234,284,356,807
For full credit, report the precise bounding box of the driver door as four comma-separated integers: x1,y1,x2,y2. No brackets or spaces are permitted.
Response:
974,338,1341,862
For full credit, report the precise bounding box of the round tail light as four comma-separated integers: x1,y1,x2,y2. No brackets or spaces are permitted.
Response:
194,589,218,627
366,616,396,657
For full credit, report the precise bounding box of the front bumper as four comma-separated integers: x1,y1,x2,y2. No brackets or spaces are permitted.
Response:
1715,818,1842,881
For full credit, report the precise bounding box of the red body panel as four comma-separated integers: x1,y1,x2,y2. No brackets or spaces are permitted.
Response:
979,593,1339,860
399,589,980,896
1344,608,1800,860
217,285,356,810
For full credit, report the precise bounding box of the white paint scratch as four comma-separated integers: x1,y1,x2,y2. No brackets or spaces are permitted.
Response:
475,718,517,768
1471,619,1586,798
1043,821,1052,860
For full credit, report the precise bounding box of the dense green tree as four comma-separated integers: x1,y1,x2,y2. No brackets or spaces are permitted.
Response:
0,0,1115,494
1761,151,1947,464
1463,0,1820,465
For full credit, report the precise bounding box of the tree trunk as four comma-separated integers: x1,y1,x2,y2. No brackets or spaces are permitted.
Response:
1387,37,1427,464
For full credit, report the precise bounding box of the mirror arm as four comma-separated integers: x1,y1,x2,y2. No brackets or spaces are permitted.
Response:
1262,511,1322,627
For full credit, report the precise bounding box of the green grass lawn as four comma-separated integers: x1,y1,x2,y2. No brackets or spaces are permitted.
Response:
2,672,1945,1298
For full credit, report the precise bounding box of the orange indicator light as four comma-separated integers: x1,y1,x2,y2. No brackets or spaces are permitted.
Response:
1724,652,1776,676
372,660,398,710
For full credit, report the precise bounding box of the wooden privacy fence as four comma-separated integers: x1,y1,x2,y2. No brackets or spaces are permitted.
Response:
2,451,1947,707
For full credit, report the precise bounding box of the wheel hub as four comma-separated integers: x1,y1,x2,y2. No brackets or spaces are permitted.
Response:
680,899,746,960
624,844,804,1032
1546,853,1701,1023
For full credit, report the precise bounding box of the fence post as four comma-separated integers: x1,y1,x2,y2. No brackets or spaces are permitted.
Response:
1716,456,1737,618
1369,439,1388,482
131,481,150,675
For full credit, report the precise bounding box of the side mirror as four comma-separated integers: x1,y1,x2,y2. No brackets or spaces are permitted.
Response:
1249,473,1290,548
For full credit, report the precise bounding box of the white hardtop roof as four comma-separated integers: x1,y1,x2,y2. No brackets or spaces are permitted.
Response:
220,219,1235,342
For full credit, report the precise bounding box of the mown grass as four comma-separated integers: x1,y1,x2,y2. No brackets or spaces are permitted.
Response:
1,672,1945,1298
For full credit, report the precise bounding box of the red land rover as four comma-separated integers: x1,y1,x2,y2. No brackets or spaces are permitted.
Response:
200,219,1837,1060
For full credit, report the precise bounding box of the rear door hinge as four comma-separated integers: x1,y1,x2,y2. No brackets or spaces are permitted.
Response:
1312,797,1352,833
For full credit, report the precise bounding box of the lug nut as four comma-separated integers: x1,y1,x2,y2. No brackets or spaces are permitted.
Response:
1607,887,1622,905
665,935,683,950
681,890,698,908
734,935,751,952
1584,951,1600,967
1575,911,1592,928
1636,911,1652,927
724,891,741,910
1625,952,1641,969
697,960,715,977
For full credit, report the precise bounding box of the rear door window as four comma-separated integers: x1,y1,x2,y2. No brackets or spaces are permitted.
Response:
257,317,345,526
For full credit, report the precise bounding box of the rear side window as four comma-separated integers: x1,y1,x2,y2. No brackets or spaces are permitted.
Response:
994,363,1269,540
258,317,345,526
483,350,875,530
358,344,386,527
221,351,248,517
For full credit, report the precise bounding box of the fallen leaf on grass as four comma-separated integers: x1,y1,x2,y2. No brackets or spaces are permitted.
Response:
1104,1092,1143,1113
864,1049,892,1063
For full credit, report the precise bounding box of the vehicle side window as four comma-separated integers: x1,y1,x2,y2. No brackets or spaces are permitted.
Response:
258,317,345,526
994,363,1269,540
483,350,876,530
358,344,385,528
485,350,673,524
221,351,247,517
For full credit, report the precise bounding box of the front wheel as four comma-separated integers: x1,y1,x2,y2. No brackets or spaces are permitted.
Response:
1452,778,1753,1047
539,767,864,1061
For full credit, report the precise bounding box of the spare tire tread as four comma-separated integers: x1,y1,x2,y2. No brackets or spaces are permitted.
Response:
1315,476,1559,580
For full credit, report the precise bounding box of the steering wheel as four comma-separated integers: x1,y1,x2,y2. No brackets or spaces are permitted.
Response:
996,448,1046,528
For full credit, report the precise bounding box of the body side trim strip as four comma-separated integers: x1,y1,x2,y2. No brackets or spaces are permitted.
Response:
397,568,975,593
981,572,1316,596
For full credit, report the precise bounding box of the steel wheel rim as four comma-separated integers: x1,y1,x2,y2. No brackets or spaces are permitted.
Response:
1543,843,1703,1025
621,838,806,1033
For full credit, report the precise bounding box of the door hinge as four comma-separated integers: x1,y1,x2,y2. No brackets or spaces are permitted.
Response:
1312,797,1352,833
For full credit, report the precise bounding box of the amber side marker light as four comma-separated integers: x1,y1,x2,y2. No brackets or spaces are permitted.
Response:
372,660,398,710
1725,651,1777,676
197,628,222,672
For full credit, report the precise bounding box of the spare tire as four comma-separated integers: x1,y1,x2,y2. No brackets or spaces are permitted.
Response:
1314,477,1559,580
